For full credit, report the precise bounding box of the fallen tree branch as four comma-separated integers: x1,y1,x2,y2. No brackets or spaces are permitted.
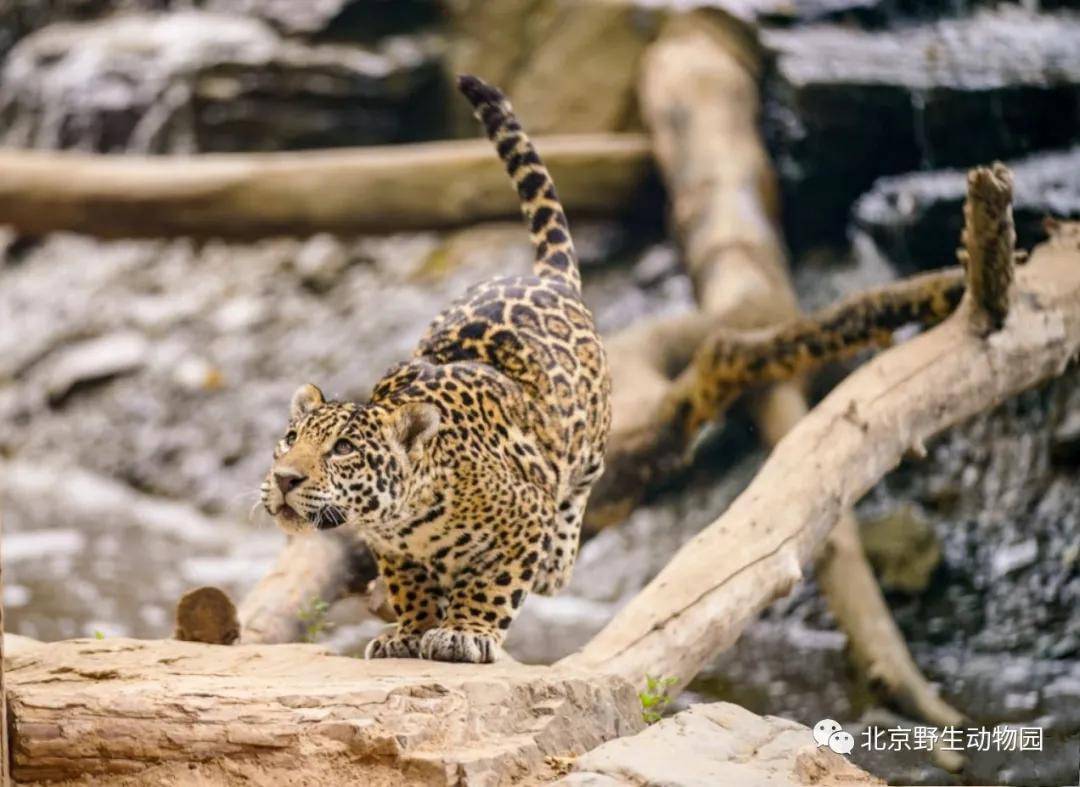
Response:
0,134,653,240
587,9,801,530
237,529,376,644
564,224,1080,689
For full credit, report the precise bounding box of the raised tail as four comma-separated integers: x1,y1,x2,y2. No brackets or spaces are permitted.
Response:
457,74,581,293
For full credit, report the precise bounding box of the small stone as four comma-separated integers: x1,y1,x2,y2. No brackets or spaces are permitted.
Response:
45,332,149,404
632,244,680,288
992,539,1040,579
294,233,349,290
174,357,225,391
214,296,266,332
861,505,942,594
1051,408,1080,466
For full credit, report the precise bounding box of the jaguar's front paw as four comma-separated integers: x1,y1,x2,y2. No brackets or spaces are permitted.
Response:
419,627,498,663
364,627,422,659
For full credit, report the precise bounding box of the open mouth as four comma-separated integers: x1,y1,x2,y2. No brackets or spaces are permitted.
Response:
276,505,305,526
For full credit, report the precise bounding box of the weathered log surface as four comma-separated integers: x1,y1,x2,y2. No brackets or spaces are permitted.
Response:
566,227,1080,689
0,134,654,240
589,8,799,530
5,636,642,785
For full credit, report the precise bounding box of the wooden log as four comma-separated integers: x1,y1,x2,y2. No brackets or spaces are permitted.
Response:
238,529,377,645
588,8,800,530
0,134,654,240
4,637,642,784
564,227,1080,689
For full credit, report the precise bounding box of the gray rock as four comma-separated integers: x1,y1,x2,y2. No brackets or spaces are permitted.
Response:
992,538,1040,579
762,8,1080,252
560,702,881,786
1051,403,1080,467
853,146,1080,272
43,331,149,404
204,0,441,40
0,10,445,153
292,232,351,291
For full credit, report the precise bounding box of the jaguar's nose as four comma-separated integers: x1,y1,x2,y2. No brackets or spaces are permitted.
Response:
274,468,307,495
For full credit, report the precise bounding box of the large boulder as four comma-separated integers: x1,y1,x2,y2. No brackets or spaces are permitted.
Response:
762,7,1080,252
0,10,445,153
558,702,882,786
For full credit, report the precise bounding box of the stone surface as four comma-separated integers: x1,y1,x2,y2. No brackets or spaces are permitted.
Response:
853,146,1080,272
4,636,644,784
762,8,1080,251
41,331,149,404
558,702,882,786
205,0,441,40
0,10,444,153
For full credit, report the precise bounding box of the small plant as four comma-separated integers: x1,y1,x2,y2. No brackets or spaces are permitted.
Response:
297,596,332,643
639,675,679,724
93,630,105,640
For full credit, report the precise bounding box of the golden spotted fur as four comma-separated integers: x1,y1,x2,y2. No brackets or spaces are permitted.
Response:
262,76,610,663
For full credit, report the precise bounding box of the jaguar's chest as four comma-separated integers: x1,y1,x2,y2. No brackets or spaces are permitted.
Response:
368,500,496,573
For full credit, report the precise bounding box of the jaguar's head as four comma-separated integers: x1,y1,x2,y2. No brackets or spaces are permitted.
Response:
261,384,441,536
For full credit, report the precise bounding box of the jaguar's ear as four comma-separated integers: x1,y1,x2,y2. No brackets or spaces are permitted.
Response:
392,402,441,459
290,383,325,421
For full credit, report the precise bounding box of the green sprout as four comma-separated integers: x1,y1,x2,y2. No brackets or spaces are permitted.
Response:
93,630,105,640
297,596,332,643
639,675,679,724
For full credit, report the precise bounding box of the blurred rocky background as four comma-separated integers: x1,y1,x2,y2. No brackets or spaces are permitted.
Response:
1,1,1077,785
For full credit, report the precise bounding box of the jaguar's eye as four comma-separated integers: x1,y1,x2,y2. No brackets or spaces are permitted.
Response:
284,430,297,446
332,438,355,456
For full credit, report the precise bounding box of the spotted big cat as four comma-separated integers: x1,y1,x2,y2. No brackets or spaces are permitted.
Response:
261,75,611,663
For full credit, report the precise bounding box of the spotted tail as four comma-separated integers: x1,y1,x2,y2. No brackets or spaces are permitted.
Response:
457,75,581,293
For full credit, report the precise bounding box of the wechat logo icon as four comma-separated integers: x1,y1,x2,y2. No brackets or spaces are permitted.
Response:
813,719,855,755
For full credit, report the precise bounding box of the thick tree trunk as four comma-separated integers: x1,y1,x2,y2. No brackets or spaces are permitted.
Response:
0,135,653,240
588,8,800,530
